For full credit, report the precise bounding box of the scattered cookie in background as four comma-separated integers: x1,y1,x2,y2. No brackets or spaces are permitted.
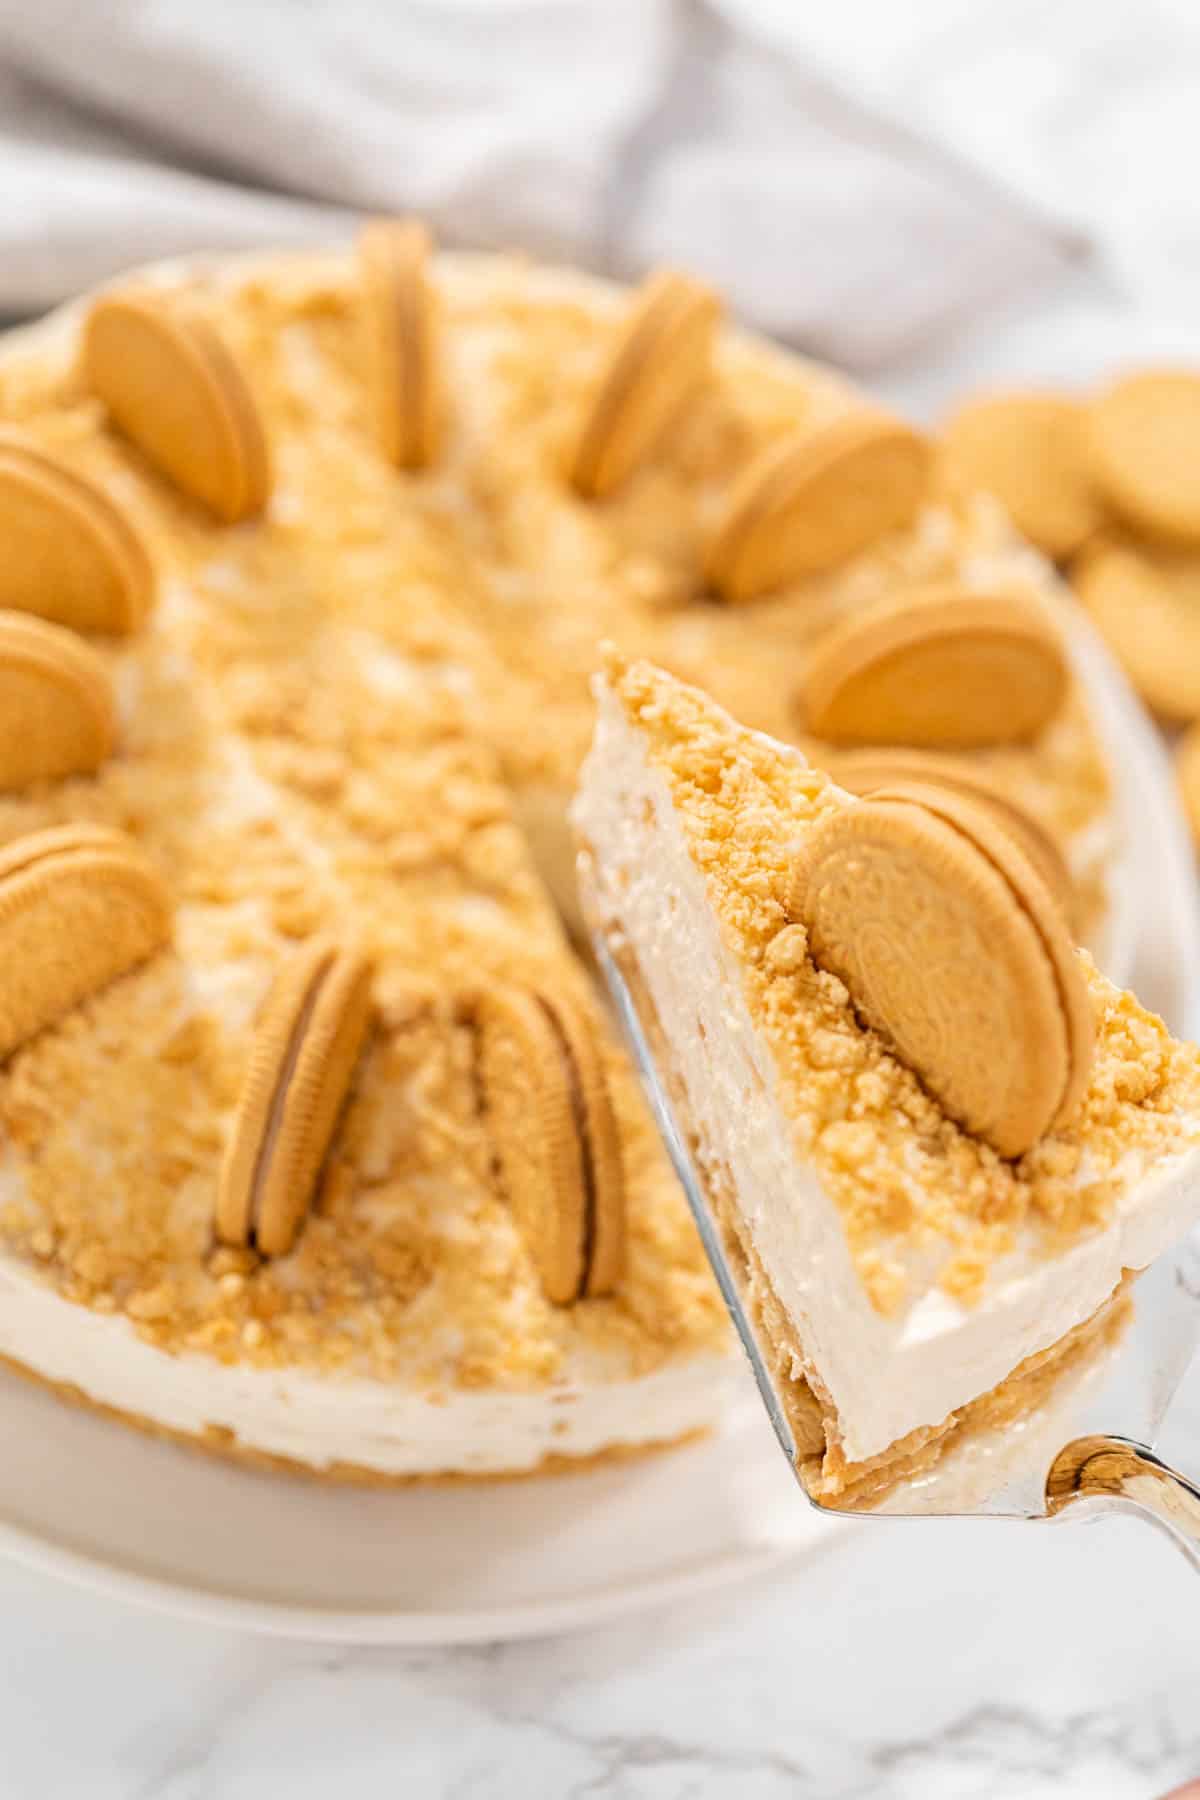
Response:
942,367,1200,855
1089,369,1200,544
1072,536,1200,724
941,390,1102,561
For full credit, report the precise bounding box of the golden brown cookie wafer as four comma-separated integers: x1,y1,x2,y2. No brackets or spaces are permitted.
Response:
0,433,154,633
0,611,116,790
1072,537,1200,721
359,218,442,470
941,390,1102,560
706,411,930,602
791,790,1094,1157
542,991,626,1296
472,984,625,1303
1089,369,1200,544
217,939,374,1258
800,585,1068,748
82,291,271,523
0,824,171,1061
827,748,1076,925
570,268,722,499
862,779,1093,1131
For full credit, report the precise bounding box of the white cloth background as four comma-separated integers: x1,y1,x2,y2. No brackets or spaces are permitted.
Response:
0,0,1086,369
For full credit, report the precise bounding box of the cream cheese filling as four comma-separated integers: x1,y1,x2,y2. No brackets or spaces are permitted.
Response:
0,1251,735,1475
574,686,1200,1464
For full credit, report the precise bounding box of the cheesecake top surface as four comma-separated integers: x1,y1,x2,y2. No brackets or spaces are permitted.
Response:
598,651,1200,1316
0,250,1110,862
0,257,741,1389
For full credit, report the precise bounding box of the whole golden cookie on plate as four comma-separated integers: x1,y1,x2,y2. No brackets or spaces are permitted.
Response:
83,292,271,523
570,268,722,499
800,585,1068,748
472,983,625,1303
0,432,154,633
1072,537,1200,721
359,218,442,470
827,747,1076,926
218,938,374,1258
706,410,930,602
0,824,172,1061
0,611,116,790
941,390,1102,561
791,789,1094,1157
1089,369,1200,543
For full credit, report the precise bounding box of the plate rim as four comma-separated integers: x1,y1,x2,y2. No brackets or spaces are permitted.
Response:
0,1504,834,1645
0,259,1197,1643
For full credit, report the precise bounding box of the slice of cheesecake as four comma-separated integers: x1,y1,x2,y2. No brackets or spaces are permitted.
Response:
574,651,1200,1504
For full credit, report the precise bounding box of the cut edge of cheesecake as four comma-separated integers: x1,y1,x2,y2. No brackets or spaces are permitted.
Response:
573,650,1200,1505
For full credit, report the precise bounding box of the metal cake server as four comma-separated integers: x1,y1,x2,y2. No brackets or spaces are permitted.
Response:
591,928,1200,1569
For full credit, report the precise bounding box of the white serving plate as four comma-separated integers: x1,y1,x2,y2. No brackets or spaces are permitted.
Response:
0,611,1191,1645
0,256,1196,1643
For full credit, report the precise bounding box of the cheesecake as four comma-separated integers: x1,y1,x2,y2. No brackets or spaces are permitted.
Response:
0,230,1134,1480
575,653,1200,1504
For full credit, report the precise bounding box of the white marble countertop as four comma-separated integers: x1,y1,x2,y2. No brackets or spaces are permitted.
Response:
2,1507,1198,1798
6,5,1200,1796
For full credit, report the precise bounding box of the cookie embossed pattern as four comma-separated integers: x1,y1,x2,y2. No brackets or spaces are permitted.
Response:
575,654,1200,1519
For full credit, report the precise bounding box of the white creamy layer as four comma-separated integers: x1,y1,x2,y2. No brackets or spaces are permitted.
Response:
0,1253,733,1475
575,686,1200,1465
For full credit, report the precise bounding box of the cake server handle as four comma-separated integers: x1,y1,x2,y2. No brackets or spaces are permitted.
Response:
1046,1435,1200,1568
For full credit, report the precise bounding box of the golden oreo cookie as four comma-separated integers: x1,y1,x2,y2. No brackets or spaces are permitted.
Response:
359,218,442,470
0,432,154,633
1072,538,1200,722
0,824,172,1061
863,779,1094,1129
83,292,271,522
792,791,1094,1157
800,585,1068,747
1089,369,1200,544
828,748,1075,925
0,611,116,790
570,268,722,499
706,410,930,602
941,390,1102,561
217,939,374,1258
472,984,625,1303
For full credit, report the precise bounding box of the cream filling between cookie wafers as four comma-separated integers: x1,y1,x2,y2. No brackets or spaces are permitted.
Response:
574,665,1200,1480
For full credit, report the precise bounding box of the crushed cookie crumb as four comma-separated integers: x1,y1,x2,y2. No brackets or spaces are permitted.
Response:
610,654,1200,1314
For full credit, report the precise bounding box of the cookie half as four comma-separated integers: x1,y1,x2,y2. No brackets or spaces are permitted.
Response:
217,939,374,1258
473,984,625,1303
791,788,1094,1158
0,824,172,1060
800,585,1068,748
0,611,116,790
706,411,930,602
359,218,442,470
0,432,154,633
827,747,1075,926
570,268,721,499
83,292,271,522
